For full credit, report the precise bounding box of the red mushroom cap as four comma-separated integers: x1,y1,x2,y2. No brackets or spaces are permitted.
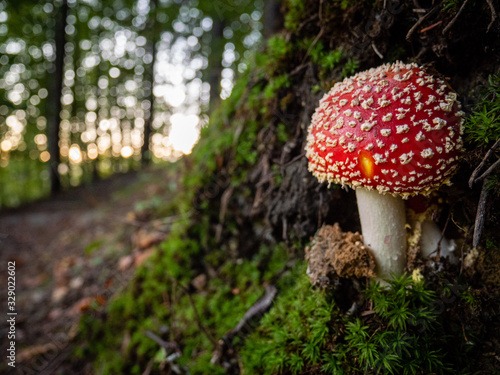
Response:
305,62,464,198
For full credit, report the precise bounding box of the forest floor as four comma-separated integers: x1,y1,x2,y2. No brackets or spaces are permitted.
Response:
0,166,178,374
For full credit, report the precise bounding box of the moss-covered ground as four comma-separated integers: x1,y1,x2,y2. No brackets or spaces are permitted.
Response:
65,0,500,374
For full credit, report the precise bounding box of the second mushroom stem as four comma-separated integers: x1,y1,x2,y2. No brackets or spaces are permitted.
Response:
355,188,407,281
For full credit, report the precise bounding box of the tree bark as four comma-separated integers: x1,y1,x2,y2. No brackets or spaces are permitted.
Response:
141,0,159,166
46,0,68,193
208,17,225,112
263,0,284,38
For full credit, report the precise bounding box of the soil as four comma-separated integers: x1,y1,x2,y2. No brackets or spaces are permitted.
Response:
0,168,175,374
305,223,376,286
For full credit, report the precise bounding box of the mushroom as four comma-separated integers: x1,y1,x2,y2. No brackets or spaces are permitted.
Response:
305,62,464,281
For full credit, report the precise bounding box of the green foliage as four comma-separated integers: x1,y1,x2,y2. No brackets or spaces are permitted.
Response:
465,73,500,146
242,272,454,374
348,275,449,374
284,0,307,31
309,42,343,72
443,0,462,12
267,36,290,67
80,209,290,374
342,58,361,78
264,74,291,99
464,72,500,195
241,265,346,374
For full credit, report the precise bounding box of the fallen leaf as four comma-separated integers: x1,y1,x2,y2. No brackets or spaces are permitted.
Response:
52,286,69,303
133,229,165,250
134,248,156,267
119,255,134,270
69,297,93,315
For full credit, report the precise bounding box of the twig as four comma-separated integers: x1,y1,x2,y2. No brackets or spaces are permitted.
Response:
281,152,305,170
486,0,498,32
420,20,443,33
170,276,217,349
371,42,384,59
443,0,471,35
211,285,278,365
233,285,277,333
469,137,500,187
302,28,325,67
406,5,440,41
144,330,180,352
473,178,490,248
436,210,451,256
476,158,500,183
296,13,319,34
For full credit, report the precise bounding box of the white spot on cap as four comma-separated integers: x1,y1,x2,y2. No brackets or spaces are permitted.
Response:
396,124,410,134
381,129,392,137
361,121,376,131
432,117,447,130
373,154,387,164
382,113,393,122
399,151,414,165
421,148,435,158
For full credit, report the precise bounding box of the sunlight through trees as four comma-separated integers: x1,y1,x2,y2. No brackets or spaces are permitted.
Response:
0,0,265,207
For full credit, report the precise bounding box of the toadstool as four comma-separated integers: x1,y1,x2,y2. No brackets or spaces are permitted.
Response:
305,62,464,281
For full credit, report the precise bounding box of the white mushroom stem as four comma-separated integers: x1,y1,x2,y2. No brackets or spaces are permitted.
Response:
355,188,407,281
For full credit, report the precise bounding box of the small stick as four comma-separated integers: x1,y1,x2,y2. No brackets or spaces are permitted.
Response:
167,275,217,348
473,178,490,248
476,157,500,183
419,20,443,33
469,137,500,187
406,5,440,41
443,0,471,35
371,42,384,59
486,0,498,32
144,330,180,352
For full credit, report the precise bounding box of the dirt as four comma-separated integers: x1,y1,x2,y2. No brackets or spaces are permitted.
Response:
0,169,175,374
305,223,376,286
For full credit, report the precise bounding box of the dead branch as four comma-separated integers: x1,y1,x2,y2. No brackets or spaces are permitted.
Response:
443,0,471,35
167,275,217,349
406,4,440,41
469,137,500,187
144,330,180,352
476,158,500,183
486,0,498,32
473,178,490,248
211,284,278,365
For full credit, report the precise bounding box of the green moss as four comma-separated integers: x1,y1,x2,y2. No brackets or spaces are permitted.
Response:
465,73,500,146
241,272,461,374
341,58,360,78
464,72,500,195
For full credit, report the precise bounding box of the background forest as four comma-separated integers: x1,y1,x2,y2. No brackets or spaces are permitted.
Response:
2,0,500,374
0,0,270,206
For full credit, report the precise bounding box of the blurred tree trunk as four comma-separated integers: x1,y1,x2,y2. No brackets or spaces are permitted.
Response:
208,16,225,112
263,0,284,38
46,0,68,194
141,0,159,166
